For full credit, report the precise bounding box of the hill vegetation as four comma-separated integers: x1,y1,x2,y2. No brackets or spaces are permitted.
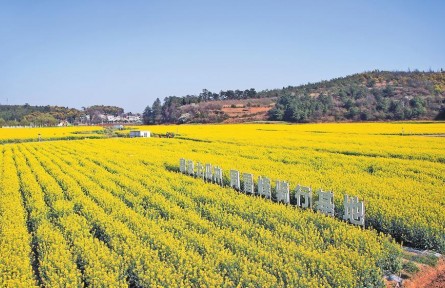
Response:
3,70,444,126
142,89,263,124
0,104,80,126
0,105,125,126
143,70,445,124
268,70,445,122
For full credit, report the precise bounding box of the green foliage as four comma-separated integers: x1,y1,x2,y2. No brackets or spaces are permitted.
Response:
0,104,81,126
0,104,126,126
402,261,420,274
142,105,153,124
267,71,445,122
152,98,163,124
404,254,439,267
84,105,124,116
142,98,164,124
269,94,335,122
23,112,58,126
146,71,445,124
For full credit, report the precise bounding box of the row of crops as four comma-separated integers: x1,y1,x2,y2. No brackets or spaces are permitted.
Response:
0,126,102,144
144,123,444,252
0,122,444,287
1,139,402,287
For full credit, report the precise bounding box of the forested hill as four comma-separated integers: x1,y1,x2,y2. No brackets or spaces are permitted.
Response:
0,105,125,126
3,71,445,126
267,70,445,122
143,70,445,124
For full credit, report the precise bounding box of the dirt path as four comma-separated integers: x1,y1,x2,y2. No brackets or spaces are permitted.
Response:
403,259,445,288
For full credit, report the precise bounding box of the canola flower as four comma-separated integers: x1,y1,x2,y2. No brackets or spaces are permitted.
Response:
0,147,36,287
140,123,445,252
0,126,102,143
1,122,444,287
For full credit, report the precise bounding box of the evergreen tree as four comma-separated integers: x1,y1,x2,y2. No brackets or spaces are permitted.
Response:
142,105,153,124
152,98,162,124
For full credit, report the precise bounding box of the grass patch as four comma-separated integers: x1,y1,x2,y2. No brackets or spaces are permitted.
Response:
403,253,439,267
402,261,420,274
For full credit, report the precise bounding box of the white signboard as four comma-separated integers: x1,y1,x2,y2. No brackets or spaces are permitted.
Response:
295,185,312,209
243,173,254,194
276,180,290,204
213,166,223,186
178,158,366,228
186,160,194,176
180,158,186,173
343,195,365,226
196,162,204,179
316,189,335,217
230,170,240,190
258,176,271,198
205,164,213,181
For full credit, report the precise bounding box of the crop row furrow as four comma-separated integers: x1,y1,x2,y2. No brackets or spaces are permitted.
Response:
18,144,129,287
25,144,221,287
0,146,37,287
48,141,391,287
13,145,83,287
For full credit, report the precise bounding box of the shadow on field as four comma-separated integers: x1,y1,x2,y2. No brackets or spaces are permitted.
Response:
164,163,180,173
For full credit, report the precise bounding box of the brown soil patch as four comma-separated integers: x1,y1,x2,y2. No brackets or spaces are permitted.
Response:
221,106,271,117
404,259,445,288
220,106,272,123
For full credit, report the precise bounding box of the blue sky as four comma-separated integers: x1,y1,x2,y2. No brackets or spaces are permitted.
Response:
1,0,444,113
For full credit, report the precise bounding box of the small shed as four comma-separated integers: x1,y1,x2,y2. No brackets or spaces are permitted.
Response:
129,130,150,138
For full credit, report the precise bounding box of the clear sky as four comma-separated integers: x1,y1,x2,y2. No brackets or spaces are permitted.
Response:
1,0,444,113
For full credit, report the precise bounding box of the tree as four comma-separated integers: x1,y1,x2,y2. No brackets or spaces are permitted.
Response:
24,112,58,126
382,85,395,97
152,98,162,124
142,105,153,124
225,90,235,100
409,96,426,118
161,96,182,123
268,106,284,121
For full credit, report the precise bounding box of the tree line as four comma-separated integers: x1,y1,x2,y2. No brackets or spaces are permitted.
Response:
268,71,445,122
268,86,430,122
142,88,258,124
0,104,126,126
143,70,445,124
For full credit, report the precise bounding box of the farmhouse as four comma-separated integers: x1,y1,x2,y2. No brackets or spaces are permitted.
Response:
129,130,150,138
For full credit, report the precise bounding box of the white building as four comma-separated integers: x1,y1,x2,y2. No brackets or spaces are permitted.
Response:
107,115,122,122
129,130,150,138
126,115,142,123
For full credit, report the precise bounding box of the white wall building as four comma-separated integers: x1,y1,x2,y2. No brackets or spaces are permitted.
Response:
129,130,150,138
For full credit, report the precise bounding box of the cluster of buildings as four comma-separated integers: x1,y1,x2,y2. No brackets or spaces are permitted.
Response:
79,114,142,124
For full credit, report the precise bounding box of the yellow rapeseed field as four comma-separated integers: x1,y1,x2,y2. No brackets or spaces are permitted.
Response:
0,122,444,287
0,126,102,143
143,123,445,251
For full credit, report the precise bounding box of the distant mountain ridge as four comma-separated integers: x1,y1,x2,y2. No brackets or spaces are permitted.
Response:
143,70,445,124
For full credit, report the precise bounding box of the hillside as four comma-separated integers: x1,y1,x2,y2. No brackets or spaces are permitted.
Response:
267,70,445,122
145,70,445,124
0,105,126,126
177,98,276,124
0,105,81,126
